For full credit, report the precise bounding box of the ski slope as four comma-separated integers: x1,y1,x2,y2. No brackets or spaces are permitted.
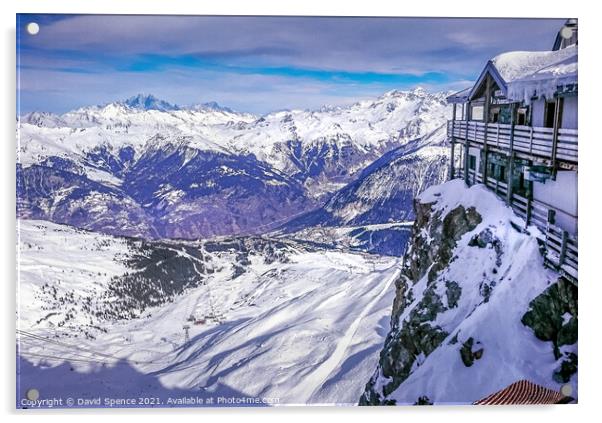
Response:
17,220,400,406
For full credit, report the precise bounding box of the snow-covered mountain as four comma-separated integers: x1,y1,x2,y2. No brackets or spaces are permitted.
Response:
19,111,68,128
278,126,450,255
360,180,577,405
283,125,449,230
17,89,451,240
17,219,401,406
121,93,181,112
212,88,450,197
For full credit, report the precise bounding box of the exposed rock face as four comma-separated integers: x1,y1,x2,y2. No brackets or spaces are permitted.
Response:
521,278,578,383
17,146,313,240
16,163,156,239
405,201,482,284
361,196,482,404
359,180,578,405
459,337,484,367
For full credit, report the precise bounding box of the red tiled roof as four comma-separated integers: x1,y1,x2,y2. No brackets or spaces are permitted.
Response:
474,380,569,405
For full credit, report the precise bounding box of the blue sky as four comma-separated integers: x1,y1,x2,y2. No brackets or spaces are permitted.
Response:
17,15,566,114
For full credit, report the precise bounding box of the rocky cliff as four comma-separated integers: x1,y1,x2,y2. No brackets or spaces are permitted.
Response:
360,180,578,405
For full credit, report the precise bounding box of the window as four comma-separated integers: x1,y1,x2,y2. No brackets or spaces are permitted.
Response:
469,155,477,170
491,109,500,123
517,171,526,195
544,100,563,128
510,159,531,197
499,165,507,183
471,105,484,121
548,209,557,225
498,106,512,124
516,108,528,126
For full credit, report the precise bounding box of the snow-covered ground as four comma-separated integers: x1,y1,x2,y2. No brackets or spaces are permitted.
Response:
362,180,578,405
395,182,569,402
284,222,413,257
17,220,400,407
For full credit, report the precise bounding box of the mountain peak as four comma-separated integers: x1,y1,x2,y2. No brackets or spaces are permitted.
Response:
121,94,179,111
19,111,67,128
383,87,429,99
189,101,234,113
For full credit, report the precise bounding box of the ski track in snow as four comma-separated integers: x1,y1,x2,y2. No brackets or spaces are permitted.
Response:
300,265,401,403
17,220,401,406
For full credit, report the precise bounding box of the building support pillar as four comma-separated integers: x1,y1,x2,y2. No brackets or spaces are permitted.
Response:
506,103,516,205
464,101,471,186
450,141,455,180
551,96,563,180
482,76,492,187
449,103,457,180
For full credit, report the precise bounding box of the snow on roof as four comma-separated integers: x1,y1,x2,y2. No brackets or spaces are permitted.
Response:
446,87,471,104
507,50,577,104
491,45,577,83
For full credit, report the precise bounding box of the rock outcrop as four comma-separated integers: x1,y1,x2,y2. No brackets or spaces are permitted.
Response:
360,180,577,405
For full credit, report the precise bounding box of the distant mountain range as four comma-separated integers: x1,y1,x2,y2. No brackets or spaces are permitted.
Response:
281,126,449,231
17,89,451,244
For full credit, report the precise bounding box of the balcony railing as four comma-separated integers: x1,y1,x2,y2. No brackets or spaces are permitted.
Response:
545,225,578,282
454,167,578,283
447,120,578,164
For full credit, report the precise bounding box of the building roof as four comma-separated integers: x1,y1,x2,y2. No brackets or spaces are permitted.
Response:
491,45,576,84
462,44,577,104
507,48,577,104
473,380,571,405
446,87,471,104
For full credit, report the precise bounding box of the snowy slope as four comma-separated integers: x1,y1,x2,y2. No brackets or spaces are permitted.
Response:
320,127,450,225
284,222,413,257
361,180,578,405
17,219,400,406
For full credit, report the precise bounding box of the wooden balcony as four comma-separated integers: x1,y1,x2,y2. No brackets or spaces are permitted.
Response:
545,225,578,282
454,168,578,283
447,120,578,165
